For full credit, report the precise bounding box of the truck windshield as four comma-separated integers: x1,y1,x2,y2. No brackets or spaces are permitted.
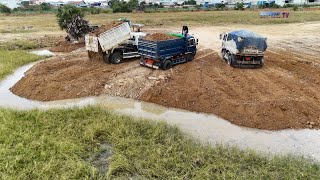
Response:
188,39,195,46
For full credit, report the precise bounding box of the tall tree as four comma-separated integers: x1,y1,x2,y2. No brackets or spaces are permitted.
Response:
66,15,90,40
0,4,11,14
56,5,84,30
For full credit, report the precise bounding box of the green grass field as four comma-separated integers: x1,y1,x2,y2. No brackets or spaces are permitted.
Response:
1,10,320,34
0,49,42,80
0,107,319,179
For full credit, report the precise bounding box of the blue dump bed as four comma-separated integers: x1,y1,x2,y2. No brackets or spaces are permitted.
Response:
138,38,185,60
229,30,267,52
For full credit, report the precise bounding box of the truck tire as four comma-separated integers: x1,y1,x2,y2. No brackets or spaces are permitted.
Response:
103,53,110,63
222,50,226,60
256,57,264,68
87,51,93,59
187,54,195,62
161,60,173,70
110,51,123,64
227,53,236,66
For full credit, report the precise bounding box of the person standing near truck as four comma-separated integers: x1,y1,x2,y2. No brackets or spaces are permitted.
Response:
182,26,189,37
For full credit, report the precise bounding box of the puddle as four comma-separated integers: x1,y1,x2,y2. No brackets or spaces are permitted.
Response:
1,62,320,161
88,142,112,177
30,49,55,57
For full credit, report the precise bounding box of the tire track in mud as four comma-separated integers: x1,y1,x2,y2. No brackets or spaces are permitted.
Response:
140,49,320,130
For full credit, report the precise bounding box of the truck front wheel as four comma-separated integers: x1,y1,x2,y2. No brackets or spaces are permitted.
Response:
110,51,123,64
256,57,264,68
161,60,173,70
227,53,236,66
222,50,226,60
187,54,195,62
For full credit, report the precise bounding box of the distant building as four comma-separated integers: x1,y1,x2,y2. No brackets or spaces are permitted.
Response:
31,0,47,4
276,0,320,6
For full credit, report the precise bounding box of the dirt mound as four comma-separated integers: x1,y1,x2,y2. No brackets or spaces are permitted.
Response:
10,51,167,101
49,40,84,52
91,22,123,36
144,33,178,41
87,50,105,62
140,49,320,130
10,48,320,130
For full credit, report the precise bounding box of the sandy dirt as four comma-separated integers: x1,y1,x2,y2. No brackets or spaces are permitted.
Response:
10,49,168,101
140,49,320,130
10,22,320,130
144,33,178,41
91,22,123,36
49,40,85,52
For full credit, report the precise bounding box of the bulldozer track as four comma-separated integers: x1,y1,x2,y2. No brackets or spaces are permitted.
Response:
194,51,216,61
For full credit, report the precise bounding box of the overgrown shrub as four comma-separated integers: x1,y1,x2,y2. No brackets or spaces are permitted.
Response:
56,5,84,30
40,2,51,11
215,3,225,10
0,4,11,14
90,7,101,14
184,0,197,5
234,3,244,10
66,15,90,40
259,3,281,9
101,9,112,13
109,0,138,13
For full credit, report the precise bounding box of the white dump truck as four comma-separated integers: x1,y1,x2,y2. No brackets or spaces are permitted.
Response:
85,22,146,64
220,30,267,68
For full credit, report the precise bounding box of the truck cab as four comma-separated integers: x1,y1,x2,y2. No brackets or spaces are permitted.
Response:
85,21,147,64
220,30,267,68
187,37,198,55
106,25,147,64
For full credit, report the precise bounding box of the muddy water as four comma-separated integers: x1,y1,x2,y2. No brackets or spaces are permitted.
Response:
1,62,320,161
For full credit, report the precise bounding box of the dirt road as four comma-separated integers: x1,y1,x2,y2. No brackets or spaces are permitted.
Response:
10,22,320,130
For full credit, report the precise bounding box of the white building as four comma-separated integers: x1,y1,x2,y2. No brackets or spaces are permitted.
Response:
276,0,320,6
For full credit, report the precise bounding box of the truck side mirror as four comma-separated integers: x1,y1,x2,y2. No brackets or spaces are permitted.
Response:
197,39,199,45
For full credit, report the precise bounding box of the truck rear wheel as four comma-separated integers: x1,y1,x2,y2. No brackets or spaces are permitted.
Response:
110,51,123,64
161,60,173,70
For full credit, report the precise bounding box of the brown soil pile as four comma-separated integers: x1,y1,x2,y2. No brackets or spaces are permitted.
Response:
91,22,123,36
49,40,84,52
35,35,62,48
140,49,320,130
10,51,167,101
144,33,178,41
10,49,320,130
87,50,105,62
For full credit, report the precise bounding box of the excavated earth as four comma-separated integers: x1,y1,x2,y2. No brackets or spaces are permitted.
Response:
91,22,123,36
10,22,320,130
10,49,169,101
49,40,85,52
141,49,320,130
10,47,320,130
143,33,178,41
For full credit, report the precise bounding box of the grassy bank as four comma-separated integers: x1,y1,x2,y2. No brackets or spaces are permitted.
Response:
0,107,319,179
0,50,42,79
